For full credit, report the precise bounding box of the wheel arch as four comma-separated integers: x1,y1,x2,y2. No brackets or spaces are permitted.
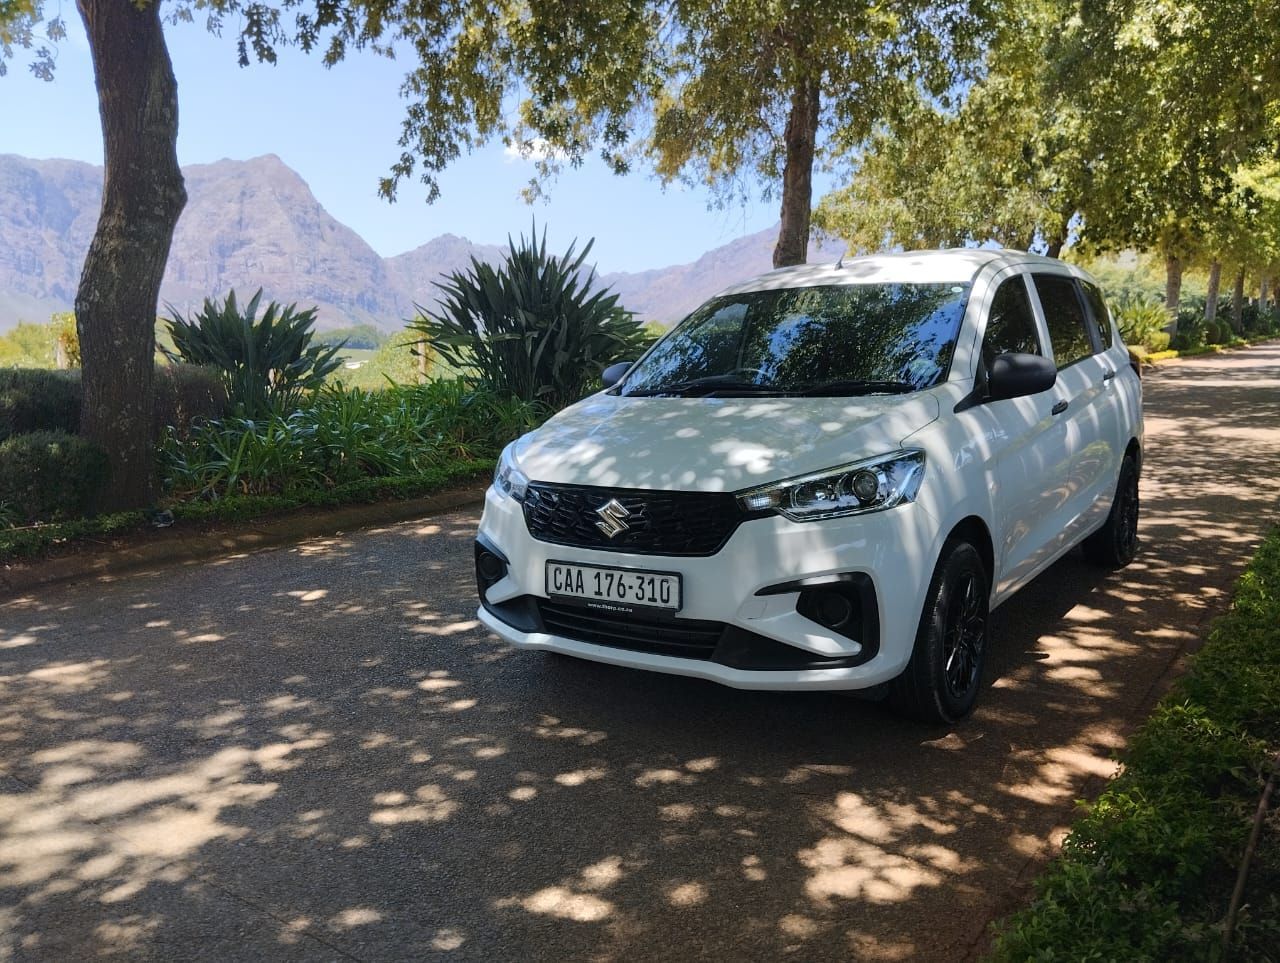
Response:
944,515,995,586
1125,437,1143,475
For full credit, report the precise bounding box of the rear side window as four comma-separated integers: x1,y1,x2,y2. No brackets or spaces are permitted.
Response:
1033,274,1095,369
981,276,1042,368
1079,281,1114,348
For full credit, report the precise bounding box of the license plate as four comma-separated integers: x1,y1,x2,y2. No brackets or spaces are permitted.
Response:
545,561,683,615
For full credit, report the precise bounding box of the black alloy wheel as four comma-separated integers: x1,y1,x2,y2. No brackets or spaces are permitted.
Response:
1084,454,1140,568
890,540,991,724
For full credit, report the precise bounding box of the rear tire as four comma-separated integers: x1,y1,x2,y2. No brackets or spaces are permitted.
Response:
1083,455,1140,568
889,541,990,724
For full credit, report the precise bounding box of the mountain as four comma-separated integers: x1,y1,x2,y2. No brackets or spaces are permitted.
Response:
385,233,506,318
0,153,843,332
601,230,842,324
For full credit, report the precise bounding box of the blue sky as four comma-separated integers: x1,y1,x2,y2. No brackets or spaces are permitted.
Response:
1,17,837,274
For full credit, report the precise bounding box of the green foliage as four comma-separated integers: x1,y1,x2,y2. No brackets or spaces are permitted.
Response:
0,430,109,523
1112,297,1173,353
51,311,79,367
0,367,78,440
163,289,344,418
0,366,227,443
990,526,1280,961
0,320,57,367
0,457,494,562
410,228,647,409
329,329,442,390
153,364,229,440
161,379,544,500
315,323,388,350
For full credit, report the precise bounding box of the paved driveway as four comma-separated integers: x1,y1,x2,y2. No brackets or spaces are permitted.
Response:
4,344,1280,962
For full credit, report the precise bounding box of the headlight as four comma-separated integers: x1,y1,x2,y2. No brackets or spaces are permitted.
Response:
737,449,925,521
493,445,529,502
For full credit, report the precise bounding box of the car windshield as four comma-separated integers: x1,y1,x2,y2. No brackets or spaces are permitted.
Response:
619,282,972,397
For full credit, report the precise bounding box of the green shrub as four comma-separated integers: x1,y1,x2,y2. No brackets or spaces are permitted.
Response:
1113,297,1173,353
990,527,1280,961
0,457,495,562
154,364,228,439
163,289,344,418
410,226,649,410
1205,319,1225,345
0,430,109,523
0,368,80,440
161,379,545,500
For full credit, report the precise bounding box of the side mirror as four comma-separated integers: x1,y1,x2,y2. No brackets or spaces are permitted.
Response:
987,353,1056,401
601,361,634,390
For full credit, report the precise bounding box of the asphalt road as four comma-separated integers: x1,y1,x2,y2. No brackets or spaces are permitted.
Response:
4,344,1280,962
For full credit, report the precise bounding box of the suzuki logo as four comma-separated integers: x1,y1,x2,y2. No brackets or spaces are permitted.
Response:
594,498,632,539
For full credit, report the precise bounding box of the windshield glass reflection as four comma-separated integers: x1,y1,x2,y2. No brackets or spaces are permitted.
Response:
620,283,972,397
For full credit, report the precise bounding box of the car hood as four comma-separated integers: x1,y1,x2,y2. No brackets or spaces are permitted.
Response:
513,391,941,492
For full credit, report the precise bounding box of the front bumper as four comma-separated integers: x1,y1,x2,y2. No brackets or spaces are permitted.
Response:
475,485,945,691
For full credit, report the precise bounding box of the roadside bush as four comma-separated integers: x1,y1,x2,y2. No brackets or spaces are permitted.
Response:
410,226,648,410
0,368,80,440
163,289,344,418
161,379,545,500
0,430,109,523
154,364,228,439
1113,297,1173,353
1171,311,1207,352
989,527,1280,961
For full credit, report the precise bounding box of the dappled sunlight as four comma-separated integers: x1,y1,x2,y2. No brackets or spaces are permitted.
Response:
2,347,1279,959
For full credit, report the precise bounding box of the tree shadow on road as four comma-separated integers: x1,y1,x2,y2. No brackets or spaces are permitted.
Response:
2,346,1279,961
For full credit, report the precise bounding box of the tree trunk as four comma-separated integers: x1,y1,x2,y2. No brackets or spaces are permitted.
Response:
1205,260,1222,322
1164,255,1183,312
1045,237,1065,259
772,77,820,269
75,0,187,511
1260,275,1271,310
1231,269,1245,333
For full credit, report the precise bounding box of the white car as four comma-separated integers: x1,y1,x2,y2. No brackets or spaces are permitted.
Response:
475,249,1143,722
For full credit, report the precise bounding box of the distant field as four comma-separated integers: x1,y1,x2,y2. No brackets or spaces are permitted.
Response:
335,347,378,368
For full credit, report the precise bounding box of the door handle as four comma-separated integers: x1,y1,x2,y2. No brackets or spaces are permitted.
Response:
1051,400,1069,416
1102,369,1116,382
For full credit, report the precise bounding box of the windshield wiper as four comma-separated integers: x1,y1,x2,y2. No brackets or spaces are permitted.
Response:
627,375,784,397
795,379,917,397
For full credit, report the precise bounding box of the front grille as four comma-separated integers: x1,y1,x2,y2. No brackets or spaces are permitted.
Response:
537,600,722,660
522,483,745,556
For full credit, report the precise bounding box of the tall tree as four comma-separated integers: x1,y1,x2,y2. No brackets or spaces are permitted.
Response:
813,0,1083,257
0,0,663,508
646,0,992,267
75,0,187,510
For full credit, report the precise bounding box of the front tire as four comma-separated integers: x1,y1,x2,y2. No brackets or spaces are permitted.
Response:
889,541,990,724
1083,454,1140,568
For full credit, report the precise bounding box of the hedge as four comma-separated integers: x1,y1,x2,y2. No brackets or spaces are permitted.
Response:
0,368,80,440
0,430,110,524
989,527,1280,960
0,456,494,562
0,365,226,442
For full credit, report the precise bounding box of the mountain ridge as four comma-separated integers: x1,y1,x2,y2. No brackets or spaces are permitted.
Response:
0,153,840,332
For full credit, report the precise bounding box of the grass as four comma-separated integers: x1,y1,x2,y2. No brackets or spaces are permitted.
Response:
988,526,1280,961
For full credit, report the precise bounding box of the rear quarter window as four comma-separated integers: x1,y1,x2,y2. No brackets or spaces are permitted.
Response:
1079,281,1115,349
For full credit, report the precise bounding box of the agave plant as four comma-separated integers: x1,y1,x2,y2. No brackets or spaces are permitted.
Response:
409,226,649,410
163,289,344,418
1113,297,1173,353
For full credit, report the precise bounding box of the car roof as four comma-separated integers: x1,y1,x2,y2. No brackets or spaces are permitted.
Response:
718,248,1076,296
